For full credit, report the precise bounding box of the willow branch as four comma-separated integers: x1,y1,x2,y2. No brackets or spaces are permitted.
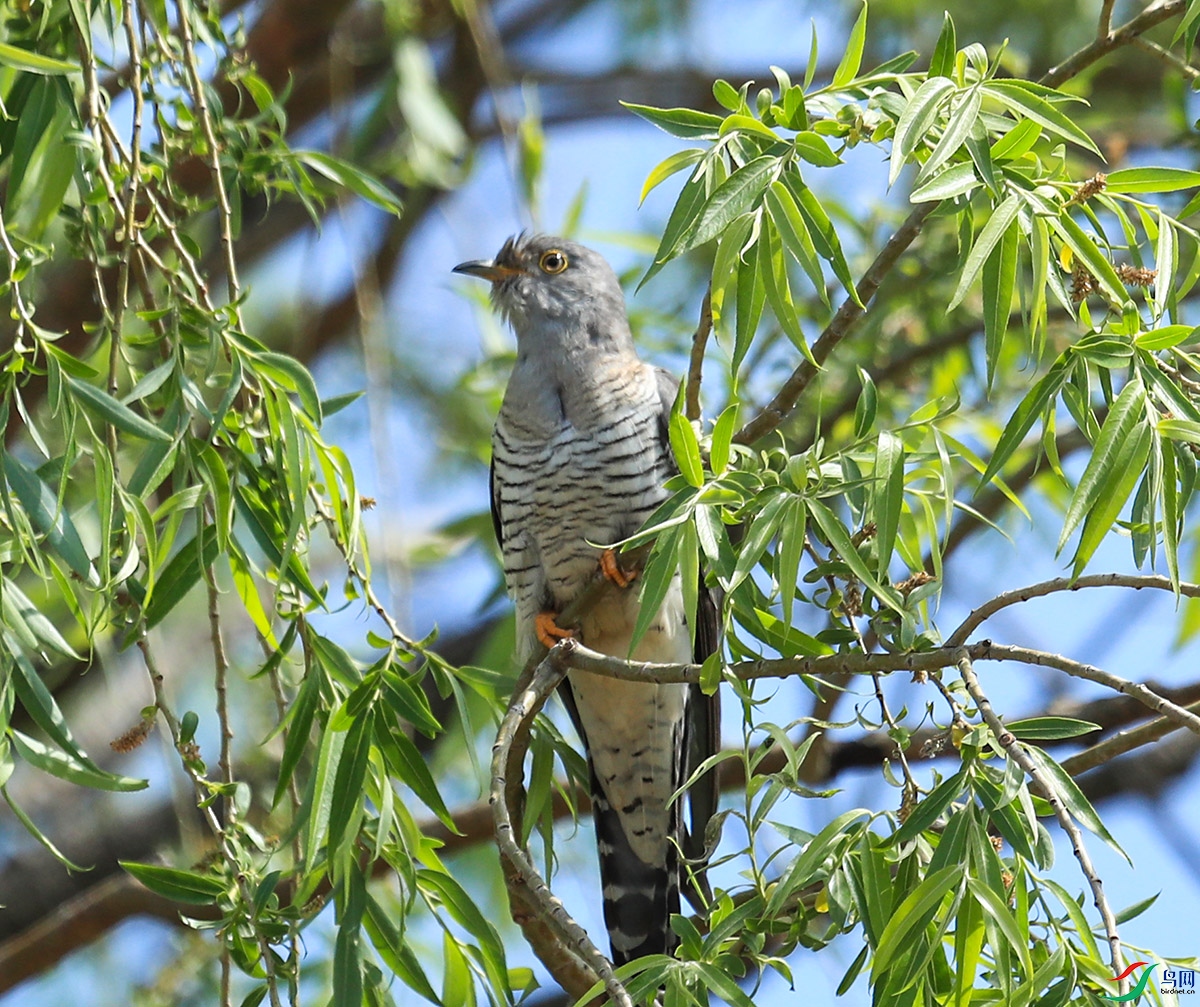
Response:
946,573,1200,648
685,286,712,422
491,643,632,1007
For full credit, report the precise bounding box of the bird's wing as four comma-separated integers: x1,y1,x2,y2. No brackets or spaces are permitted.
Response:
653,367,722,908
489,454,504,549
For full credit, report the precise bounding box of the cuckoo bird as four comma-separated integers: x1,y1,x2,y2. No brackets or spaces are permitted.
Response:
454,233,720,964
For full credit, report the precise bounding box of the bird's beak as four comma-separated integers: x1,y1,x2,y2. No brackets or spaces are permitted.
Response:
452,259,524,282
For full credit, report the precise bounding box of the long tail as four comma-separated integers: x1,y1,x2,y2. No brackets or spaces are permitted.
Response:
592,783,680,964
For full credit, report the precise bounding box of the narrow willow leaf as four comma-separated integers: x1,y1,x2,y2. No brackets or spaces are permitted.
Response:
909,160,979,203
2,577,81,660
669,411,704,488
1023,745,1130,864
929,12,956,78
687,155,779,253
1057,375,1147,553
870,865,961,979
1155,211,1176,321
979,358,1069,488
729,492,789,592
765,809,870,919
643,163,710,286
914,85,981,186
122,861,226,903
948,193,1019,311
14,730,146,792
1005,717,1100,740
807,498,903,613
375,709,457,830
3,453,97,585
709,403,738,475
1072,421,1151,576
872,431,905,580
791,179,861,305
764,180,827,306
888,769,967,846
793,131,841,167
620,102,724,139
631,529,680,654
718,113,781,143
981,220,1019,388
832,2,868,87
67,376,173,442
1051,212,1128,307
889,77,955,186
1105,166,1200,193
758,220,811,360
0,42,79,74
296,150,402,216
984,81,1101,157
639,148,704,204
709,211,755,329
777,498,806,628
966,877,1034,980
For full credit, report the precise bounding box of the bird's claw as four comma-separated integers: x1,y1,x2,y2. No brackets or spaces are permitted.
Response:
600,548,635,588
535,611,576,649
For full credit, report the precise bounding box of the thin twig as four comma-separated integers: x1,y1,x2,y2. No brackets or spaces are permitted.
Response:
1099,0,1116,39
945,573,1200,648
1132,35,1200,79
491,643,634,1007
955,649,1126,992
175,0,241,303
685,286,712,422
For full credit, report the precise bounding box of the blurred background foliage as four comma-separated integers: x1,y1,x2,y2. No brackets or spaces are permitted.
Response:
2,0,1200,1004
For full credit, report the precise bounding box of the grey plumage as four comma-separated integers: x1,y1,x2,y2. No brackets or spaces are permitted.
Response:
455,233,719,964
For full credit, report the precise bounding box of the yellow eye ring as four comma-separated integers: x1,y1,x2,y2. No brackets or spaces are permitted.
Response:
539,249,569,274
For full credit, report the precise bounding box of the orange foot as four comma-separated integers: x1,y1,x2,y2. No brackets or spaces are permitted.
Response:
600,548,635,588
535,611,576,649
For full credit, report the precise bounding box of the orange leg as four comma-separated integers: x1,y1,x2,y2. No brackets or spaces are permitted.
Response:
599,548,635,588
535,611,576,649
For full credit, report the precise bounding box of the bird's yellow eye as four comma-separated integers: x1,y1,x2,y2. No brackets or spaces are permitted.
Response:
539,249,568,274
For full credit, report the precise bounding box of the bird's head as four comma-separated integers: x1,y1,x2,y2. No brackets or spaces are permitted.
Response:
453,233,633,355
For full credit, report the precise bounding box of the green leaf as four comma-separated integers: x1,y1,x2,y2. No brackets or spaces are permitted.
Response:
0,42,79,75
67,376,173,442
1136,324,1199,351
983,81,1101,157
709,403,738,475
765,809,870,919
295,150,402,216
144,532,221,628
1022,745,1130,864
979,357,1070,488
871,865,961,979
854,367,878,438
122,861,227,904
643,162,711,285
807,498,903,613
914,85,981,186
793,131,841,167
831,2,867,87
1071,421,1151,576
982,218,1019,388
639,148,705,204
1051,212,1129,307
1104,167,1200,193
890,77,955,186
966,877,1034,980
909,160,980,203
872,430,904,579
948,192,1019,311
719,113,781,144
621,102,724,139
688,156,779,253
764,180,827,306
669,410,704,488
255,352,323,425
375,709,457,831
777,497,806,627
13,730,147,792
631,529,681,655
2,577,82,660
1057,375,1147,555
888,769,967,847
928,12,956,78
3,453,97,585
729,492,789,593
1005,716,1100,740
790,177,861,305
